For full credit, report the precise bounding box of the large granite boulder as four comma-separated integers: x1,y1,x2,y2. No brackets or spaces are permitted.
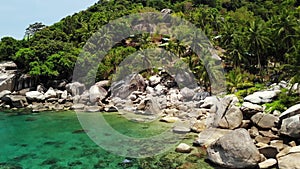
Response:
109,73,146,99
207,128,261,168
218,106,243,129
279,104,300,138
25,91,45,101
66,82,85,96
89,84,108,103
251,113,279,129
44,87,57,99
279,114,300,138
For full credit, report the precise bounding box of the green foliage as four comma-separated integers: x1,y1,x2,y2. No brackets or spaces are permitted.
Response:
234,83,265,101
264,88,300,113
0,37,21,60
0,0,298,88
226,68,254,93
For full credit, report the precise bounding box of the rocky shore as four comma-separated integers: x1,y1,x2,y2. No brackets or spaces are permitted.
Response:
0,68,300,168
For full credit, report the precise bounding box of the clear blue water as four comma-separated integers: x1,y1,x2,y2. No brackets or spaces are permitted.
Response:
0,111,212,169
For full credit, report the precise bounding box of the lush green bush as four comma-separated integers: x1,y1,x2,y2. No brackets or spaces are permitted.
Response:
264,88,300,113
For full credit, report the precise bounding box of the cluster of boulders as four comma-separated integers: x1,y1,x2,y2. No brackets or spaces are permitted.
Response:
0,67,299,168
186,81,300,168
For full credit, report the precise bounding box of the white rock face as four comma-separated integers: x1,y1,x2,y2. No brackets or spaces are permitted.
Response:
45,87,57,99
244,90,279,104
26,91,45,101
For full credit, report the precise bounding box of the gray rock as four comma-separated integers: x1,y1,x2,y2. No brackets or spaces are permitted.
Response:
71,104,85,110
259,130,279,140
270,140,285,151
255,135,271,144
194,128,231,147
0,90,11,99
218,106,243,129
180,87,195,101
25,91,45,101
279,103,300,120
44,87,57,99
190,120,206,133
277,146,300,169
66,82,85,96
95,80,109,87
207,128,261,168
61,90,68,100
206,95,240,128
248,126,260,138
199,96,219,109
258,159,277,169
89,84,107,103
278,81,288,88
290,83,299,94
175,143,192,153
78,90,90,104
137,97,161,115
251,113,279,129
104,106,118,112
85,106,102,112
173,126,190,134
36,84,46,93
110,73,146,99
2,95,27,108
160,116,178,123
149,75,161,86
241,102,263,116
244,91,278,104
192,92,210,101
280,114,300,138
0,61,17,91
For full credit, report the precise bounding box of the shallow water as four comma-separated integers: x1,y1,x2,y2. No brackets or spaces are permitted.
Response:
0,111,212,169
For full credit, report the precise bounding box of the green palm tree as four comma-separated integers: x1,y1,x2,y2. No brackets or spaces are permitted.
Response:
245,20,271,71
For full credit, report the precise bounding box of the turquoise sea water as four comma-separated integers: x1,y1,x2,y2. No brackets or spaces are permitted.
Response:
0,111,212,169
